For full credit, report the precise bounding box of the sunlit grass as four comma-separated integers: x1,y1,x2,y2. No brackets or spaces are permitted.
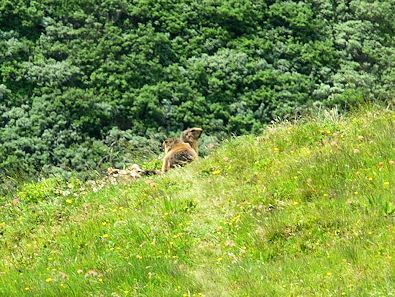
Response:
0,106,394,296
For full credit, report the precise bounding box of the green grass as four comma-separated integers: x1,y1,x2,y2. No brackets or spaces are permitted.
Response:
0,107,394,296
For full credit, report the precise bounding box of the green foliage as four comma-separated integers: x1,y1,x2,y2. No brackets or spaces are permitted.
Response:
0,0,394,175
17,178,59,203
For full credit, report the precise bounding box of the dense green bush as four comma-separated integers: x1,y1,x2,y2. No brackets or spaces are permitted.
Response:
0,0,394,175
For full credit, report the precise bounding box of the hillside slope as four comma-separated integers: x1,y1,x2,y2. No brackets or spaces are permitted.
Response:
0,107,394,296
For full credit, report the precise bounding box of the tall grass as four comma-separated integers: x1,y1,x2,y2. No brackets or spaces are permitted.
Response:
0,107,394,296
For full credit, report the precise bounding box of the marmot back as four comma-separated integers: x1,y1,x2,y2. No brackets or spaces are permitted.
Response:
162,138,198,172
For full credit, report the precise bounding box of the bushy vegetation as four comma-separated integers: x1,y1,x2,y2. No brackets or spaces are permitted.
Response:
0,107,393,296
1,0,394,175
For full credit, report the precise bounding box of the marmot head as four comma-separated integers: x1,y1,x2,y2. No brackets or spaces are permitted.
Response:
181,127,203,144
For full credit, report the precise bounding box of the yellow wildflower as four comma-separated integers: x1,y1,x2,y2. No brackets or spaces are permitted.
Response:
45,277,53,283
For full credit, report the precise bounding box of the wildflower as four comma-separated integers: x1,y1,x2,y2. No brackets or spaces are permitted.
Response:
136,254,142,260
383,181,390,187
66,199,73,204
77,269,83,274
145,179,157,188
368,177,373,181
212,170,221,175
326,272,332,276
102,234,109,239
58,272,68,281
101,221,107,226
85,269,99,278
60,283,66,288
389,160,395,165
24,287,30,291
45,277,53,283
353,148,360,154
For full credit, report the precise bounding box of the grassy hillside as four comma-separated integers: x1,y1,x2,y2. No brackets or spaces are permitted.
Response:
0,107,394,296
